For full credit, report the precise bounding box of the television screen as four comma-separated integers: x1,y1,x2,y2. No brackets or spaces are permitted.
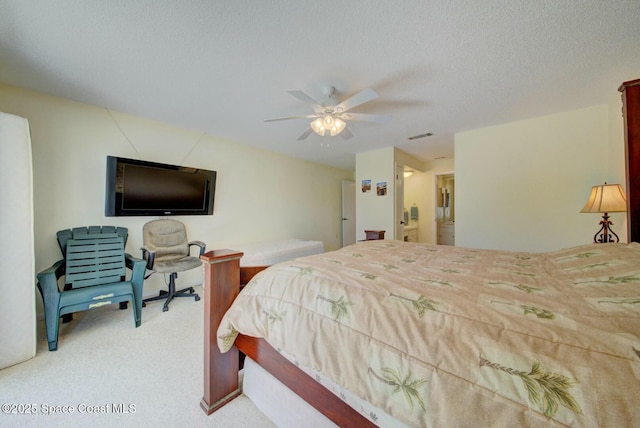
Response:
105,156,216,216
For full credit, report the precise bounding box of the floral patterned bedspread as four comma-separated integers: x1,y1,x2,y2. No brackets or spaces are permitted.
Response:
218,241,640,427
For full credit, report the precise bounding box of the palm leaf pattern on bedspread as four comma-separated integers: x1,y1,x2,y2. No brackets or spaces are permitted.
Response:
479,355,583,419
217,241,640,427
317,294,352,322
391,293,439,317
368,367,427,412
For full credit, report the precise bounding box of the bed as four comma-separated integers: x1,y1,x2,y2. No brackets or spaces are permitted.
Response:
236,238,324,287
201,240,640,427
237,238,324,267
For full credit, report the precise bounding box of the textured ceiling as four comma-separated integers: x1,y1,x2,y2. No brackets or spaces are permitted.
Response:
1,1,639,170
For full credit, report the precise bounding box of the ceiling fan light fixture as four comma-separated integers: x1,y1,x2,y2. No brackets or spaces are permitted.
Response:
323,115,335,128
273,87,384,140
310,117,326,136
310,114,346,137
330,117,346,136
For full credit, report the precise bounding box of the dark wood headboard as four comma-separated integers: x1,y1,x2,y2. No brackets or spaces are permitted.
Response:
619,78,640,242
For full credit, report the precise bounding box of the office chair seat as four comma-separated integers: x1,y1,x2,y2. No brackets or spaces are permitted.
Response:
151,256,202,274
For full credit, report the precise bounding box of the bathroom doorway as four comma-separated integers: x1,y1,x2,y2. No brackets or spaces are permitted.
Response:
434,172,455,245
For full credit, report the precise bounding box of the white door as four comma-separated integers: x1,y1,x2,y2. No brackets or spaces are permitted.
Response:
341,180,356,246
0,112,36,368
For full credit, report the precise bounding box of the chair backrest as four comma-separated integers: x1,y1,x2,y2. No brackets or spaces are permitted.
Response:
65,233,126,289
57,226,128,257
143,219,189,262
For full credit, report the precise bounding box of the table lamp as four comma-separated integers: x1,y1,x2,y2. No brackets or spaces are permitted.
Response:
580,182,627,243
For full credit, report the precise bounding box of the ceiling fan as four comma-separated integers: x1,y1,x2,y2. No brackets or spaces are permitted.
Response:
265,86,391,140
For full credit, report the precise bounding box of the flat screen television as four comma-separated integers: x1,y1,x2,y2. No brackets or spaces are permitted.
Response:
105,156,216,216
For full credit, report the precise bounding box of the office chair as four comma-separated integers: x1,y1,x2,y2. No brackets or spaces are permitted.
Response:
141,219,205,312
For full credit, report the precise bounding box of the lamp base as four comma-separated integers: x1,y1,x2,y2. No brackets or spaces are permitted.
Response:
593,213,619,243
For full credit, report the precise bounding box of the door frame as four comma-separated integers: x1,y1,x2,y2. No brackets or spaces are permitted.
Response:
395,163,405,241
341,180,356,247
433,171,455,244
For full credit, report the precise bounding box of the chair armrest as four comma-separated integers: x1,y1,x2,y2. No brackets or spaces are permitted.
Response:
140,245,156,270
36,259,65,298
125,253,146,289
37,259,65,281
188,240,206,256
125,253,146,326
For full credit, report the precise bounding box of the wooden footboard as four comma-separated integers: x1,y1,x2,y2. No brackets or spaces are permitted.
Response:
200,249,244,414
201,250,375,427
239,265,268,288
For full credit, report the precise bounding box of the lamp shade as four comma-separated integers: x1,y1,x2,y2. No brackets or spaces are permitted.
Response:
310,117,326,136
580,183,627,213
329,117,346,136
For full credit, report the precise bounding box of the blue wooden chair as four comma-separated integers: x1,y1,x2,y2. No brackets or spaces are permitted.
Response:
36,228,146,351
57,226,131,320
56,226,129,257
55,227,133,314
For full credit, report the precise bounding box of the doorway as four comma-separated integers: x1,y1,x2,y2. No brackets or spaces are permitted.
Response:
434,172,455,245
341,180,356,247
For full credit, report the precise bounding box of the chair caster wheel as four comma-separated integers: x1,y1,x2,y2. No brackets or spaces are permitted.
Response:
162,306,169,312
195,295,200,302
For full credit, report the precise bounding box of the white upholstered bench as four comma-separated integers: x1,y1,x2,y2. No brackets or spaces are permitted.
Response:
236,238,324,286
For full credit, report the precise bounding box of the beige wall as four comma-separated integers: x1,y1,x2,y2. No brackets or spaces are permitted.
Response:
0,84,353,303
3,81,628,310
455,103,627,252
355,147,425,241
355,147,395,241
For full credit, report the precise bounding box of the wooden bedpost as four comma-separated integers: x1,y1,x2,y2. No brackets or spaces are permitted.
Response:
200,249,244,415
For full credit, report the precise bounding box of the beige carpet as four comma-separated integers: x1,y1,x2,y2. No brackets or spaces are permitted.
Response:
0,285,275,427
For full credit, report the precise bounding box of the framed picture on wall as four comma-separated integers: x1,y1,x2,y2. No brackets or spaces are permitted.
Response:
361,179,371,193
377,182,387,196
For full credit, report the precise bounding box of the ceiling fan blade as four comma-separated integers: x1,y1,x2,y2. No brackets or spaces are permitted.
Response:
264,114,318,122
341,112,391,123
336,88,379,112
340,128,353,140
287,90,323,110
297,128,314,140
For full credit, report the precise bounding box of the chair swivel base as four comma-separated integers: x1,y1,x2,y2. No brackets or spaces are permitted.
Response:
143,286,200,312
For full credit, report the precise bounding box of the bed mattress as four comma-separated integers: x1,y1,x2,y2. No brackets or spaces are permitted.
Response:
237,238,324,267
220,240,640,427
243,355,408,427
